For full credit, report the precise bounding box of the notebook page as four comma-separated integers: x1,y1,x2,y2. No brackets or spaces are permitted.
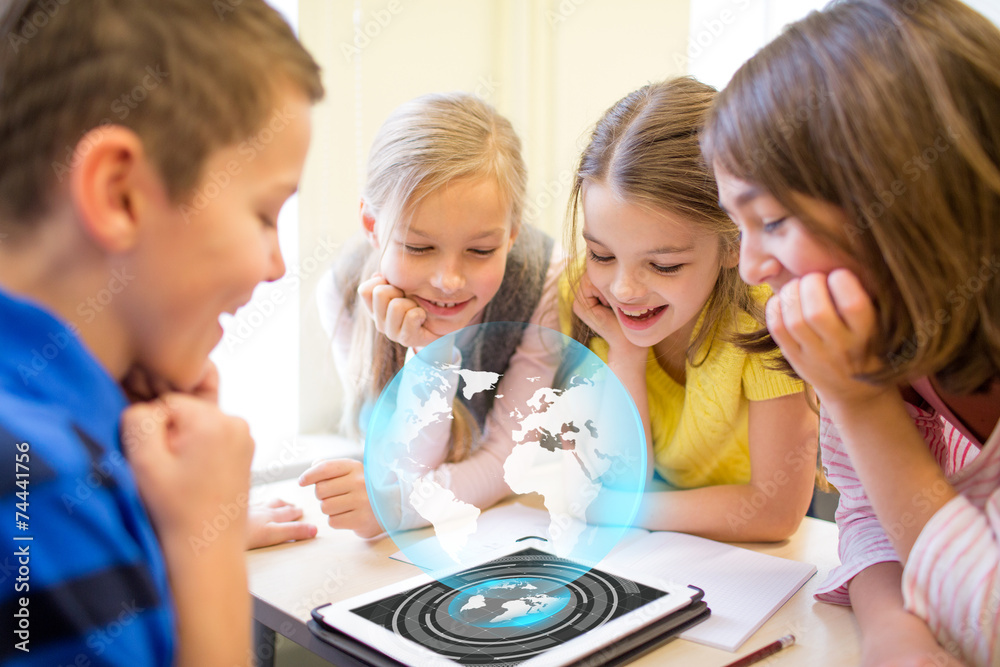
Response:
602,531,816,651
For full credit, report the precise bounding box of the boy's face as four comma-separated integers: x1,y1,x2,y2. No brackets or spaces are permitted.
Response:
122,88,313,391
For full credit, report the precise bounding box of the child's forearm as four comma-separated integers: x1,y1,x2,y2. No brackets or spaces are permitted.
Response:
823,390,956,562
604,354,654,487
849,562,960,667
630,394,815,541
631,481,809,541
162,528,251,667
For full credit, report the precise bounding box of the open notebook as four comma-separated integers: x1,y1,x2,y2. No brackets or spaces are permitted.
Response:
391,504,816,652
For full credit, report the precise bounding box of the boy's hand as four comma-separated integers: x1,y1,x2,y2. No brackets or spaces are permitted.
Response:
299,459,383,539
122,394,254,541
358,273,439,350
767,270,891,409
121,366,173,404
572,272,647,366
122,360,220,404
246,498,317,549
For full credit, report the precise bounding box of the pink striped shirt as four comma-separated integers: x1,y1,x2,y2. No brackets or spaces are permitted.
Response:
816,401,999,665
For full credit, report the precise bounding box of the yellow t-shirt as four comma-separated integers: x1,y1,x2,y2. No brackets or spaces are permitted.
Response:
561,281,802,488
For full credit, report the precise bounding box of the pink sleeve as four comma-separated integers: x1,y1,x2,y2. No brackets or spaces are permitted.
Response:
423,249,565,514
813,406,902,604
902,480,1000,666
813,403,947,605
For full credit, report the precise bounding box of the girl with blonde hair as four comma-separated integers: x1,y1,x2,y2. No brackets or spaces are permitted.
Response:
301,92,561,538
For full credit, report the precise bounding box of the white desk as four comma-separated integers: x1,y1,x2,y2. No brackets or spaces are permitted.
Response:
247,478,860,666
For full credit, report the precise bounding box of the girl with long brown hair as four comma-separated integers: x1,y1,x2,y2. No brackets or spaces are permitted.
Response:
563,77,818,542
705,1,1000,664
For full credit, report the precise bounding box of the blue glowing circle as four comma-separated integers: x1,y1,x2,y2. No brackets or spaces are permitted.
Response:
364,322,646,582
448,578,572,628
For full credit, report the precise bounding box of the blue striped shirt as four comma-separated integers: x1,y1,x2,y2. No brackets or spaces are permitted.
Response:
0,288,175,666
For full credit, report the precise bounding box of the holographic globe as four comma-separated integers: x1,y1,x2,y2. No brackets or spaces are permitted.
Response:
448,578,572,628
364,322,646,583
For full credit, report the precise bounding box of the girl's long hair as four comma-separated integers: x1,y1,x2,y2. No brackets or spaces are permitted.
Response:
703,0,1000,395
564,77,766,369
336,92,527,454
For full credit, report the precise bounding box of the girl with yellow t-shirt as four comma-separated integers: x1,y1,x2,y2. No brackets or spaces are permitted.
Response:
562,77,818,541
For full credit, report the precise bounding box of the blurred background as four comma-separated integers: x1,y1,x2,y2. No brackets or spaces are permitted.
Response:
211,0,1000,479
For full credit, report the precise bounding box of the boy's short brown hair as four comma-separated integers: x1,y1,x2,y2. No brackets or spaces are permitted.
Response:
0,0,324,228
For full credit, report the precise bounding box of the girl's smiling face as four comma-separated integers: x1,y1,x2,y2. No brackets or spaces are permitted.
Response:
581,180,733,350
373,177,516,337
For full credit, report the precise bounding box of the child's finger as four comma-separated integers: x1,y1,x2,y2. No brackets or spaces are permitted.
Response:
357,275,390,318
766,295,799,359
827,269,877,340
369,283,406,330
264,503,305,523
313,474,356,502
263,497,294,510
798,272,848,341
189,360,220,403
121,366,173,402
400,307,430,348
357,273,388,295
162,393,253,462
263,521,318,543
326,509,383,539
121,400,172,463
298,458,356,487
775,279,824,350
383,296,419,338
320,492,360,517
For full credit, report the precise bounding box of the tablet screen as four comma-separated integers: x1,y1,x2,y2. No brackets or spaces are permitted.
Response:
347,547,673,665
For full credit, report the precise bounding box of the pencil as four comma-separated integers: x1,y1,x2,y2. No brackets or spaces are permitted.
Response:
723,634,795,667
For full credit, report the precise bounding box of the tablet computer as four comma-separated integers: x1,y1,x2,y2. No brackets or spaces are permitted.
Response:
311,546,708,667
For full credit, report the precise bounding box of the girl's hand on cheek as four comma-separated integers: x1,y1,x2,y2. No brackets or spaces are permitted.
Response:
358,274,439,350
572,273,647,365
768,269,890,407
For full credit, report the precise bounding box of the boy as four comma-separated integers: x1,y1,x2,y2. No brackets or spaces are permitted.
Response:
0,1,323,665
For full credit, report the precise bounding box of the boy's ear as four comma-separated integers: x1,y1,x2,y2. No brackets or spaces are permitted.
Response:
69,126,146,253
360,198,379,248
